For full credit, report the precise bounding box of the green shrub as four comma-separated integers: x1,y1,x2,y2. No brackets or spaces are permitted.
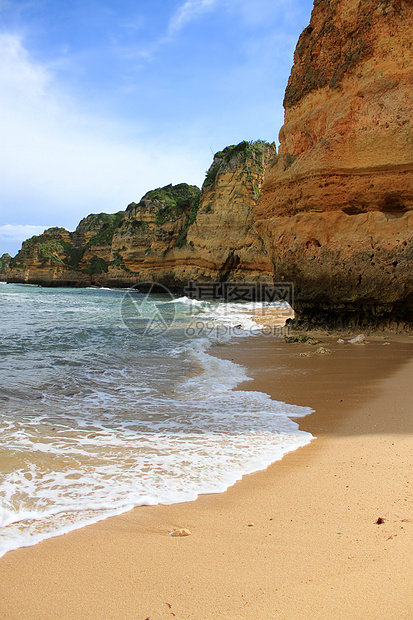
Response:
82,256,108,275
175,229,188,248
66,249,84,269
203,140,275,188
37,241,66,266
151,184,201,226
129,219,149,232
109,249,131,272
84,212,125,249
283,153,298,170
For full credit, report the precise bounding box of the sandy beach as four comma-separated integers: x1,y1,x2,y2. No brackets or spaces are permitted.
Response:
1,332,412,619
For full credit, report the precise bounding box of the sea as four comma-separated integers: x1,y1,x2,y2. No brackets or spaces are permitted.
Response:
0,282,313,558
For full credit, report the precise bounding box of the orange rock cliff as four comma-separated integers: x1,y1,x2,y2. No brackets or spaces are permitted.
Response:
1,0,412,329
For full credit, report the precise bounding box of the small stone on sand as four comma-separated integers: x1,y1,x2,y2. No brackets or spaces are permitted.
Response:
170,528,191,537
348,334,366,344
315,347,332,354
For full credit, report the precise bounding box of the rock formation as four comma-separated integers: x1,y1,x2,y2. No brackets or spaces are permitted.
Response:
255,0,413,328
0,254,11,271
1,0,412,330
2,141,275,289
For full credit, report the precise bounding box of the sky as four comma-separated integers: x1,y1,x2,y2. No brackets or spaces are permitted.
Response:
0,0,314,257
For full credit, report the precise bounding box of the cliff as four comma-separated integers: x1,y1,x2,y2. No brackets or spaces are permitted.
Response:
254,0,413,328
2,141,275,289
0,254,12,271
2,0,412,330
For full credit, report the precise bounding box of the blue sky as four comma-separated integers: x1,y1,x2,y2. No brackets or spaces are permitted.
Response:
0,0,314,257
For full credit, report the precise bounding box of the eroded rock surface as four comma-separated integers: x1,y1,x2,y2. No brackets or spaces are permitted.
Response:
256,0,413,329
2,142,275,289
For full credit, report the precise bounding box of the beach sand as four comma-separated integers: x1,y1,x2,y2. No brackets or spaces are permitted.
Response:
0,333,412,619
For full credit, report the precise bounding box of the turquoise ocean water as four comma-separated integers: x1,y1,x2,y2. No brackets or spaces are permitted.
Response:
0,282,313,557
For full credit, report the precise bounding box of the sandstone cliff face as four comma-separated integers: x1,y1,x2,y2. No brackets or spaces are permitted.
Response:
0,254,11,271
260,0,413,218
113,142,275,287
255,0,413,328
2,142,275,289
184,142,274,284
1,228,91,287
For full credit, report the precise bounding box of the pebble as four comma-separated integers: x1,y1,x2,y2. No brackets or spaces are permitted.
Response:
170,528,191,537
315,346,332,354
348,334,366,344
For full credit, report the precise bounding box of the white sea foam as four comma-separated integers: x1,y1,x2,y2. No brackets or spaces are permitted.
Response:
166,296,289,333
168,295,205,306
0,284,313,558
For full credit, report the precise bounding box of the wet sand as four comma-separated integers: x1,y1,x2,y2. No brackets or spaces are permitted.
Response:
0,333,412,619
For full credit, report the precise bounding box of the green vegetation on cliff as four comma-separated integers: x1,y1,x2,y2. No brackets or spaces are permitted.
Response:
66,249,84,269
82,256,109,275
83,212,125,248
9,229,70,269
126,183,201,227
203,140,276,188
154,185,200,226
125,183,201,248
0,254,11,272
37,241,66,266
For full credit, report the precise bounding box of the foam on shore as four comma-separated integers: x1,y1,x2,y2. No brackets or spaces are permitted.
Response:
0,284,312,557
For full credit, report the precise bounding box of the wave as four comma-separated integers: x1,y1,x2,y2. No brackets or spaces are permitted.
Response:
0,284,312,558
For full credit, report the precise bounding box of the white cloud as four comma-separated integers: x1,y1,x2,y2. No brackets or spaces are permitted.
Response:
229,0,301,27
0,224,50,241
166,0,294,36
166,0,299,35
168,0,218,35
127,0,219,60
0,34,208,232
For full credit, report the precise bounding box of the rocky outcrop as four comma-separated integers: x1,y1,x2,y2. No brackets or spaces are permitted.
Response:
260,0,413,217
2,0,412,330
255,0,413,329
0,254,12,271
2,142,275,289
